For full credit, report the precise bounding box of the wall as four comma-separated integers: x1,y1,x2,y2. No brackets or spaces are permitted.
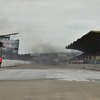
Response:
1,59,33,67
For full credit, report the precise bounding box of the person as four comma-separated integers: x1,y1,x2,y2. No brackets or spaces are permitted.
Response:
0,57,2,68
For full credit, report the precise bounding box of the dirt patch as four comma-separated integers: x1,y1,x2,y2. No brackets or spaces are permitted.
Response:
0,80,100,100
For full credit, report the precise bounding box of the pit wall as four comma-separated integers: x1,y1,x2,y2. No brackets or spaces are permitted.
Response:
1,59,33,67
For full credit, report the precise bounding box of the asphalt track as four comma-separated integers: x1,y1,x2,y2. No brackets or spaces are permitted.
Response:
0,64,100,100
0,66,100,82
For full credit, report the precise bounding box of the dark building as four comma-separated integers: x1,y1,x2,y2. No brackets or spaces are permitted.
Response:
66,31,100,61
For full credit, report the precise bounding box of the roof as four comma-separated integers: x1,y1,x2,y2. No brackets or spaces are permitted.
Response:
65,30,100,53
0,33,19,37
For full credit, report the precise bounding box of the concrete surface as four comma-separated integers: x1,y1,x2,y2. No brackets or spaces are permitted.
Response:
0,68,100,82
68,64,100,71
0,64,100,100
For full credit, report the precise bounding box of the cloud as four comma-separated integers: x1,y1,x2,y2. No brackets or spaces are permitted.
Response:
0,0,100,53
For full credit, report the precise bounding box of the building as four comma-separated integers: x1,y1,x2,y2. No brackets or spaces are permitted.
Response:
31,53,79,64
0,33,19,54
65,30,100,61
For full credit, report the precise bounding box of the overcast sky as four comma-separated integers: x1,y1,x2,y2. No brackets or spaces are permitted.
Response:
0,0,100,54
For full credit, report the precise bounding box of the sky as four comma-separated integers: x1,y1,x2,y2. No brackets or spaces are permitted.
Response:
0,0,100,54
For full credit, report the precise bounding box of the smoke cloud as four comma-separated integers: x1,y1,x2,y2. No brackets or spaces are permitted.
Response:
31,42,57,53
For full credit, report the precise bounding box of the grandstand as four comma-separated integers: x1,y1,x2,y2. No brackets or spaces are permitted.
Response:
0,33,32,61
65,31,100,63
0,33,19,54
